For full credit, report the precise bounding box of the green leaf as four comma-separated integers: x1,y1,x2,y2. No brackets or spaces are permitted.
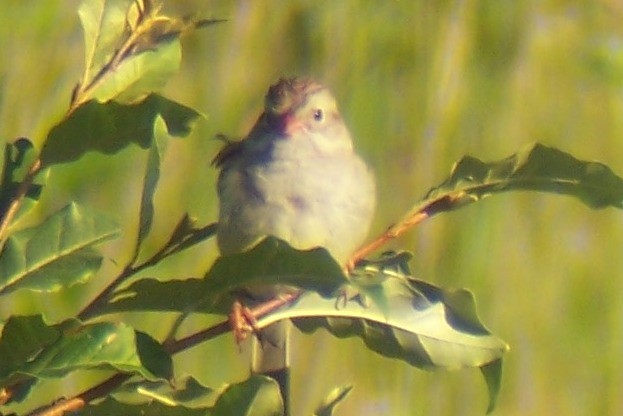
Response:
211,375,283,416
40,94,201,166
79,0,131,85
314,385,353,416
134,330,173,382
92,38,181,103
0,316,59,377
0,315,59,401
112,376,215,408
258,265,508,412
103,277,210,315
205,237,348,304
78,0,187,104
0,202,119,296
277,279,508,370
403,142,623,226
481,358,504,414
100,237,346,316
80,376,278,416
78,399,209,416
1,138,38,186
0,319,172,389
0,138,49,224
136,115,169,252
78,399,210,416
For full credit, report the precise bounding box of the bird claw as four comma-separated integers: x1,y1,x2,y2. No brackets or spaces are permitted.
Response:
229,300,260,345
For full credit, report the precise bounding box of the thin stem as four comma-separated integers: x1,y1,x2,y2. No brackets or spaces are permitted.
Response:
0,158,41,249
77,223,216,321
348,211,429,268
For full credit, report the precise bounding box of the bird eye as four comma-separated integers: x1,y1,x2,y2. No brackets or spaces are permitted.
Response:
313,108,324,122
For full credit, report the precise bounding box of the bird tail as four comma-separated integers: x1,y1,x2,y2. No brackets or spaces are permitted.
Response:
252,319,290,412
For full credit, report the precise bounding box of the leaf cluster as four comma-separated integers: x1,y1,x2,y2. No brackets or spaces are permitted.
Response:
1,1,623,415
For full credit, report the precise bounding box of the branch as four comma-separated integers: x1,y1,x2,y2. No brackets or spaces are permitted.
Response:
78,222,217,321
348,193,459,267
28,292,300,415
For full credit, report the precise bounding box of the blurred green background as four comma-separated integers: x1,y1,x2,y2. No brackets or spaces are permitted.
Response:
2,0,623,415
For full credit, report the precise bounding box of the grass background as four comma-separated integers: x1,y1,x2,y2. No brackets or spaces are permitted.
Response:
2,0,623,415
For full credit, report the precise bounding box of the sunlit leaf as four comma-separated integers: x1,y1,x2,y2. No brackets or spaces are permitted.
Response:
253,262,508,412
112,376,215,408
406,143,623,224
0,316,172,405
278,280,508,371
211,375,283,416
136,116,169,251
0,202,119,296
40,94,201,166
78,0,195,104
91,39,181,103
0,319,171,388
79,0,131,85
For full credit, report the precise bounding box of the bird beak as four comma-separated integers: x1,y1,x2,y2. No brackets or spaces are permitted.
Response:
279,113,304,137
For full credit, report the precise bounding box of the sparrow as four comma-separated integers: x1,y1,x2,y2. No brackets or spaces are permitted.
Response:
213,77,376,408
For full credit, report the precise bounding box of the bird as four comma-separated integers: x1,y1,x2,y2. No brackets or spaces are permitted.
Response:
213,77,376,409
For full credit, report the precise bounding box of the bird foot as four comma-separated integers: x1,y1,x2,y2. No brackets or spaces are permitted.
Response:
229,300,259,345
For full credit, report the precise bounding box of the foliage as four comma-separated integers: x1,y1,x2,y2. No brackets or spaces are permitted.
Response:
1,1,622,415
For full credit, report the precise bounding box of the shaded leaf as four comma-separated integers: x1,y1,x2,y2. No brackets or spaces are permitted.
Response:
205,237,347,302
82,375,279,416
40,94,201,166
481,358,504,414
135,330,173,382
0,315,59,400
0,138,49,225
101,238,346,316
314,385,353,416
1,138,38,186
103,277,209,315
77,399,209,416
211,375,283,416
0,202,119,296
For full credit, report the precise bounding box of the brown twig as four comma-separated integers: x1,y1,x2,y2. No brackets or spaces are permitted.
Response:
348,210,430,268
